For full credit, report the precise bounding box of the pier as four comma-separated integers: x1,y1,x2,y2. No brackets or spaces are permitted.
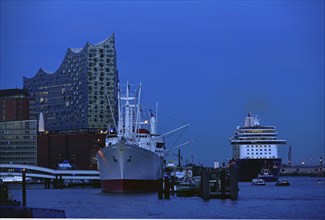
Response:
0,163,100,189
200,167,238,200
159,165,238,200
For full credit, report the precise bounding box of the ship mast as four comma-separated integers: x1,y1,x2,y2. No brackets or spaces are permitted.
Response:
117,83,123,138
134,83,142,138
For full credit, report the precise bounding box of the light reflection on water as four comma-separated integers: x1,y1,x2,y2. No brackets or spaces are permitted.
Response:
8,176,325,219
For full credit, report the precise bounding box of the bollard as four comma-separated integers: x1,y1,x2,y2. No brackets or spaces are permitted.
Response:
158,179,163,199
164,176,170,199
22,169,26,207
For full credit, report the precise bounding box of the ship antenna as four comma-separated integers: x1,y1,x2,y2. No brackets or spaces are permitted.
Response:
156,102,158,131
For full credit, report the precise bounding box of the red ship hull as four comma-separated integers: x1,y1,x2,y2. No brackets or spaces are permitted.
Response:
101,179,160,193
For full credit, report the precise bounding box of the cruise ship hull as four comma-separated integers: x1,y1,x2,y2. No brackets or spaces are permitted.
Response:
96,143,163,193
235,158,282,182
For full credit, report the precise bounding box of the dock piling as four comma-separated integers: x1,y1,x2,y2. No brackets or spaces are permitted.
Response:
158,179,163,199
22,169,26,207
164,176,170,199
230,168,238,199
220,169,226,198
201,169,210,200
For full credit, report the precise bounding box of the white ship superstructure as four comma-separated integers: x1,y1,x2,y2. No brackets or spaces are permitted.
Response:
230,113,286,160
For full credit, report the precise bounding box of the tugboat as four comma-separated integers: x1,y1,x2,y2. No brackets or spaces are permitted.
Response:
230,113,286,182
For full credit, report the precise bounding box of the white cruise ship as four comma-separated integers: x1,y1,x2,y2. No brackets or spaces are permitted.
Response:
229,113,286,181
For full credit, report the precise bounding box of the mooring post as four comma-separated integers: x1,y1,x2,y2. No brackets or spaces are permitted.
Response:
22,169,26,207
220,169,226,198
201,169,210,200
47,179,51,189
171,176,175,196
230,167,238,199
164,176,170,199
54,175,58,189
158,178,163,199
59,175,63,189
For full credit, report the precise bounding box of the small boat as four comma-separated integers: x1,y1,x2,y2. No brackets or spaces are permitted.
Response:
275,179,290,186
251,178,266,186
176,180,199,197
317,179,323,184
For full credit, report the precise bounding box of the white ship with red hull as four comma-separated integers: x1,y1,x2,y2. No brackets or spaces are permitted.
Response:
96,82,165,193
97,140,163,192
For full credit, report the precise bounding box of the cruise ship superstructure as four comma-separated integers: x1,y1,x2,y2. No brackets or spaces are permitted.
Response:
230,113,286,182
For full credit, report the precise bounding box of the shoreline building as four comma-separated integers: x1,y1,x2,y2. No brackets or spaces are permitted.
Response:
23,33,119,132
22,34,119,169
0,89,37,165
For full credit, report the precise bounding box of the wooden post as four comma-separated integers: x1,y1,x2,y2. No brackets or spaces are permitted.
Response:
158,179,163,199
220,169,226,198
171,176,175,196
22,169,26,207
59,175,63,189
54,175,58,189
164,176,170,199
47,179,51,189
201,169,210,200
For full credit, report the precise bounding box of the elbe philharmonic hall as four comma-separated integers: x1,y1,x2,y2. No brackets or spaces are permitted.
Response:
0,34,118,170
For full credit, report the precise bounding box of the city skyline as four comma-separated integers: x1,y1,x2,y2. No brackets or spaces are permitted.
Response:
1,1,324,166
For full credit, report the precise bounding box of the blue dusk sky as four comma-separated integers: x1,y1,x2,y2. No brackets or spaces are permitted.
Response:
1,1,324,166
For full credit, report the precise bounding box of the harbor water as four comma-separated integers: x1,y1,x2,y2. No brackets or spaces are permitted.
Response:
8,176,325,219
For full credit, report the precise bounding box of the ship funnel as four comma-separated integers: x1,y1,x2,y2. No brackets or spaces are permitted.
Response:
244,113,253,127
244,112,260,127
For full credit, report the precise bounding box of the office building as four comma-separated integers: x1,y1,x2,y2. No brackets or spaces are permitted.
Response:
0,120,37,165
0,89,36,122
0,89,37,165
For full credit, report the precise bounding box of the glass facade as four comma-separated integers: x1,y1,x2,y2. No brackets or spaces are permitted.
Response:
23,34,118,132
0,120,37,165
